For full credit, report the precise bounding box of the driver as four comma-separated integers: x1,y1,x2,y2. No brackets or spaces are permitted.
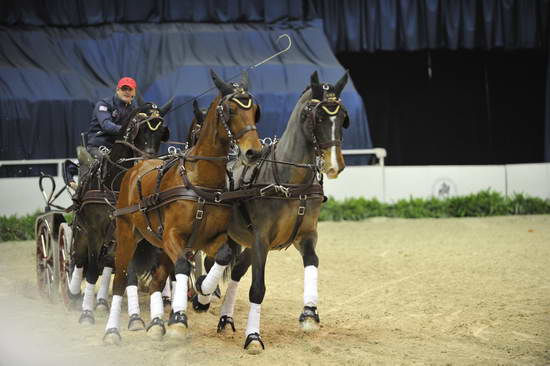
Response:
86,77,138,158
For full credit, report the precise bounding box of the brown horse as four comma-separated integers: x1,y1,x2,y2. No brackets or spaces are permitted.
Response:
103,70,263,344
211,71,350,353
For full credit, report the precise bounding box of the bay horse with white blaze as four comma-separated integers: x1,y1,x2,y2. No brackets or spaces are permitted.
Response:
103,70,263,344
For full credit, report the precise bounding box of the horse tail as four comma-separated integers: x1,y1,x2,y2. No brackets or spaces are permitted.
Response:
132,239,162,281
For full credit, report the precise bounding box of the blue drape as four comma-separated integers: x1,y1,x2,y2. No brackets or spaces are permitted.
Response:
0,21,372,160
312,0,548,52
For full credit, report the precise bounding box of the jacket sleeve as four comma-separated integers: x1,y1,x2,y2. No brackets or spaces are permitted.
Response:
94,101,121,135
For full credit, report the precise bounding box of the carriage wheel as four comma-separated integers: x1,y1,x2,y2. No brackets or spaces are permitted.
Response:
58,223,74,309
36,221,57,301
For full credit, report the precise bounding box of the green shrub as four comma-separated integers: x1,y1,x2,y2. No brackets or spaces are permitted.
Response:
319,190,550,221
0,211,41,242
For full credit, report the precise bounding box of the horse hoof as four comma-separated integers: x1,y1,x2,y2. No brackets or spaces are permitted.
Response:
78,310,95,325
103,328,121,345
192,295,210,313
244,333,265,354
217,315,236,333
128,313,146,331
146,317,166,341
95,298,109,313
299,306,320,332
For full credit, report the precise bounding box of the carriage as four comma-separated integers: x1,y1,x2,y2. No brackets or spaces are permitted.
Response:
34,162,205,308
34,168,77,307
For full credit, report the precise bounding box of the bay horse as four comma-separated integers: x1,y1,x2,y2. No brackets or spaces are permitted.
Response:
103,70,263,344
67,100,172,326
211,71,350,352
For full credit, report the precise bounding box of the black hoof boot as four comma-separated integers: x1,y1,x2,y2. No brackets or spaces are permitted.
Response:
192,294,210,312
299,306,320,332
128,313,146,331
168,310,188,328
103,328,121,345
78,310,95,325
244,332,265,354
146,317,166,340
95,298,109,311
217,315,236,333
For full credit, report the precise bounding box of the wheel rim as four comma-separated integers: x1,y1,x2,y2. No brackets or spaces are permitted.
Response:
36,223,55,301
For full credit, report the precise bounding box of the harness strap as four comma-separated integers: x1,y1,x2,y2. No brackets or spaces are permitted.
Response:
79,190,118,209
113,185,231,217
276,194,309,251
186,198,206,249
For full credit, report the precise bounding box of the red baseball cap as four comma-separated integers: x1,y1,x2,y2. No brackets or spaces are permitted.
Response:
117,77,137,89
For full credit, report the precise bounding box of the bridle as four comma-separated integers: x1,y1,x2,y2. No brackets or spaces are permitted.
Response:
301,94,348,156
215,89,260,149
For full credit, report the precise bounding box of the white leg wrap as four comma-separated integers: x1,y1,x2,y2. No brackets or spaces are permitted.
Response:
304,265,318,307
245,302,261,336
161,277,171,298
170,281,176,307
220,280,239,317
150,291,164,319
69,266,83,295
197,293,211,305
201,262,226,295
96,267,112,301
171,274,188,313
106,295,123,330
82,282,95,311
126,285,140,316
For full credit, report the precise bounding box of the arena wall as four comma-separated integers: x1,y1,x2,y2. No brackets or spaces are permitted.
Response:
2,155,549,216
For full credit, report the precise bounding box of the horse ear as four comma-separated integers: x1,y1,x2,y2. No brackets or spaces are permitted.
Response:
192,100,204,122
310,71,320,88
310,71,322,100
210,69,234,96
334,71,349,97
159,97,174,117
241,71,249,90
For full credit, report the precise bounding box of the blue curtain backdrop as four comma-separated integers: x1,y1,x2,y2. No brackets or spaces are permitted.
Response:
0,21,371,160
1,0,548,161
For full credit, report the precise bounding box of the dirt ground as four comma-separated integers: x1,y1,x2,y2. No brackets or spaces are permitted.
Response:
0,216,549,366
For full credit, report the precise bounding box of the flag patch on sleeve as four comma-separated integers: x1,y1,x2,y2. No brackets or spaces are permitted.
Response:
99,105,108,112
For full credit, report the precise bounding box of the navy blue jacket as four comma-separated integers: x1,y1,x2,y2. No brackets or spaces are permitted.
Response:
86,95,136,148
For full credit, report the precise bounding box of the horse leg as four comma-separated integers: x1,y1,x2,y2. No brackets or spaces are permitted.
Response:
243,234,269,354
161,274,172,307
193,239,234,312
217,245,251,333
95,266,112,313
103,219,140,345
68,230,88,308
165,252,192,336
192,255,213,312
126,260,145,331
79,243,101,325
146,251,173,340
296,233,320,332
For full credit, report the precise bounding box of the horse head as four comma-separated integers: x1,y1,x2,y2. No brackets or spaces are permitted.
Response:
301,71,349,179
210,70,262,166
122,98,173,156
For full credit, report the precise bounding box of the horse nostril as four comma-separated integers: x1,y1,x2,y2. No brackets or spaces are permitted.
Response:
245,149,260,161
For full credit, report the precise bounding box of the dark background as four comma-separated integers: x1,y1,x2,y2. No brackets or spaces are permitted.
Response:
338,49,548,165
